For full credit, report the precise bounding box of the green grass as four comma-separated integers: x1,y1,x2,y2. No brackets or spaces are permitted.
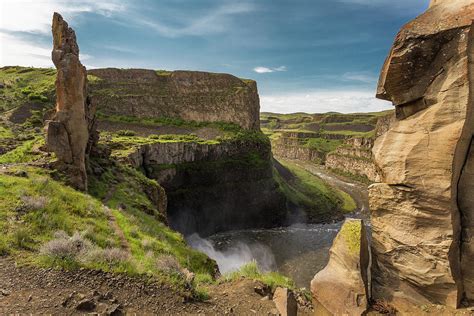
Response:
0,66,55,112
97,113,242,134
0,125,14,138
0,136,43,164
328,167,372,185
339,190,357,213
0,167,117,258
221,261,294,291
304,137,342,154
274,160,349,220
0,163,217,298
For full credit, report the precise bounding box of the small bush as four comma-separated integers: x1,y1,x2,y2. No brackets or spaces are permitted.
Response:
116,130,136,136
40,231,93,260
20,195,48,211
11,227,35,250
156,254,182,274
86,247,129,265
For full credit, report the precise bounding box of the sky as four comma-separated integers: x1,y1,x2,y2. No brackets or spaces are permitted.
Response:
0,0,429,113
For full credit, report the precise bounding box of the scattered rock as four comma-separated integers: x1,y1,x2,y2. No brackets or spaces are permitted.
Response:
75,298,96,311
1,289,11,296
272,287,297,316
254,282,271,297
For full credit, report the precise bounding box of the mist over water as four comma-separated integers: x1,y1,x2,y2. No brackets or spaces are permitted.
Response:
187,233,277,273
187,223,343,287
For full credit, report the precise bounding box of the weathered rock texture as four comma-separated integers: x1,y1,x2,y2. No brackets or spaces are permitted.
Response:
326,137,379,182
46,13,96,191
311,219,370,316
371,0,474,309
122,139,287,237
88,68,260,130
272,287,297,316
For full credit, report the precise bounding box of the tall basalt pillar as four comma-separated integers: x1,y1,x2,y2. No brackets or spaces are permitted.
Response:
46,12,96,191
370,0,474,310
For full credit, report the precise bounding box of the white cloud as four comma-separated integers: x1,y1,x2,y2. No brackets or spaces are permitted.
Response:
260,90,392,114
0,32,52,67
342,71,377,84
139,2,255,38
253,66,287,74
0,0,125,67
0,0,126,34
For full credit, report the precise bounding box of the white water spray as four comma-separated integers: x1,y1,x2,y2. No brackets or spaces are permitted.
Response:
187,234,276,273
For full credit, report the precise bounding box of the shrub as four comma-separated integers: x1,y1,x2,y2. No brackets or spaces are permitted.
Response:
116,130,136,136
86,247,129,265
11,227,35,250
156,254,182,274
40,231,93,260
20,195,48,211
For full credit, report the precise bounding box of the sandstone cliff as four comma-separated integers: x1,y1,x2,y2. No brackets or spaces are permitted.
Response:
371,0,474,309
311,219,370,315
45,13,96,191
88,68,260,130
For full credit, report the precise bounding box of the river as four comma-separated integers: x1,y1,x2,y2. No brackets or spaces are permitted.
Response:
188,160,369,289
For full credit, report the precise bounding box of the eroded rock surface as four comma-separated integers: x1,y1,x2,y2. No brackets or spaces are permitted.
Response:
88,68,260,130
371,0,474,309
311,219,369,316
46,13,96,191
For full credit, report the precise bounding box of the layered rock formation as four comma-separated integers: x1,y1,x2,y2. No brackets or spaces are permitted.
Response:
46,13,96,191
311,219,370,315
265,112,393,182
118,137,287,236
370,0,474,309
88,68,260,130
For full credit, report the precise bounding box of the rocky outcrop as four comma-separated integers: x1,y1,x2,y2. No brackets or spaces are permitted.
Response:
88,68,260,130
45,13,96,191
271,133,324,163
311,219,370,315
371,0,474,310
121,138,287,237
272,287,297,316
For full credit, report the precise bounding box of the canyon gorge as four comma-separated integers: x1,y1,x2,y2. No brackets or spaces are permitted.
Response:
1,1,474,314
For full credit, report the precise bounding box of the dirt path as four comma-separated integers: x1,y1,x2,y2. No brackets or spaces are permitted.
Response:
0,258,310,315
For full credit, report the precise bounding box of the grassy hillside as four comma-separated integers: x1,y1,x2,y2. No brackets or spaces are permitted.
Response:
273,159,355,222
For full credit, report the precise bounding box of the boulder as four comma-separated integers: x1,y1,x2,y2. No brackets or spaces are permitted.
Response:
45,12,96,191
311,219,369,316
272,287,297,316
371,0,474,309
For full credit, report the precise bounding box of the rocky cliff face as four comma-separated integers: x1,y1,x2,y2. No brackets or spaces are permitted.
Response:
45,13,96,191
115,137,287,237
311,219,370,315
370,0,474,309
88,68,260,130
271,132,325,162
266,112,393,182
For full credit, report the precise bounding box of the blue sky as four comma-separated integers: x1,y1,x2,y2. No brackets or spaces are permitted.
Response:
0,0,429,113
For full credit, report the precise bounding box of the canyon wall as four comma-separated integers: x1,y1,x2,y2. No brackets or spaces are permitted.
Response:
268,113,392,182
89,68,292,236
88,68,260,130
123,138,287,237
370,0,474,310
